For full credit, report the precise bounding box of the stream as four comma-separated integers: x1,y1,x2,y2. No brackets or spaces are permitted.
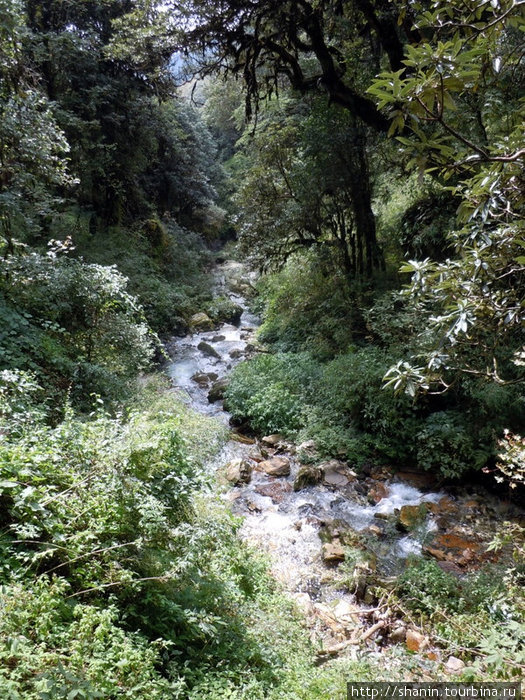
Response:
165,260,521,655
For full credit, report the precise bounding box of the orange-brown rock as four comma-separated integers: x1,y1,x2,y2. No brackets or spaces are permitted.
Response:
406,629,428,652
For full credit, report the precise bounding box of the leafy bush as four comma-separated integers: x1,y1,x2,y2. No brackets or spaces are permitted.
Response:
225,353,318,435
0,251,155,405
416,411,487,478
398,559,463,615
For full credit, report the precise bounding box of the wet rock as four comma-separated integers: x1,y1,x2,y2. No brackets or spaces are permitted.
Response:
211,334,226,342
255,481,293,503
229,349,243,359
225,458,252,485
397,503,428,531
198,341,221,359
208,378,229,403
261,433,283,447
368,482,389,504
191,372,210,387
445,656,465,675
259,456,290,477
247,445,264,462
190,312,213,330
230,432,255,445
333,599,361,627
405,629,428,652
294,464,324,491
319,520,364,548
297,440,317,461
322,541,346,564
426,496,457,516
293,592,314,615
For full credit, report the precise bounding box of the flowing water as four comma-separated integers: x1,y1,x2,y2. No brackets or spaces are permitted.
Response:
165,261,472,644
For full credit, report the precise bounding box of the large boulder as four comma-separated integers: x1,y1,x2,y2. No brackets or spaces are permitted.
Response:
259,456,290,477
225,458,252,485
190,312,213,330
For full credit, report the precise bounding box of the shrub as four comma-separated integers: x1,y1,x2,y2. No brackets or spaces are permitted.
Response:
225,353,318,435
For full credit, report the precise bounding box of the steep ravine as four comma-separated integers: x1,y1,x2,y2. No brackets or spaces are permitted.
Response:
166,259,522,667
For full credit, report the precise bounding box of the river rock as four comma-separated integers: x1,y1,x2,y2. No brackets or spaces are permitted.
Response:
321,460,354,487
423,532,481,567
367,524,384,537
230,432,255,445
352,561,373,601
259,456,290,477
255,481,293,503
212,334,226,342
225,458,252,485
191,372,210,387
247,445,264,462
190,312,213,330
198,341,221,359
208,378,229,402
294,464,324,491
297,439,317,455
368,482,389,504
397,503,428,531
261,433,283,446
322,541,345,564
229,349,243,359
396,470,438,489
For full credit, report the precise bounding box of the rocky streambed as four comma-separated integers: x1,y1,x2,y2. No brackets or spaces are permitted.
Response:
166,260,522,669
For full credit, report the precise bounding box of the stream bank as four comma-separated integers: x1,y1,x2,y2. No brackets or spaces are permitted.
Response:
166,259,523,674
